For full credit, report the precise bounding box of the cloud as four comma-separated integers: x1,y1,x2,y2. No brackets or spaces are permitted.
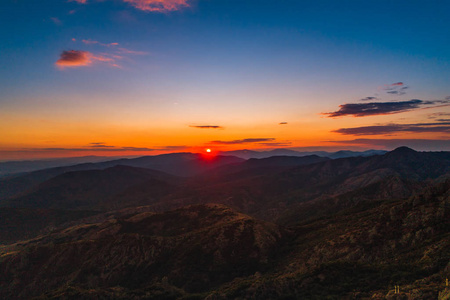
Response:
360,96,379,101
382,82,409,96
325,138,450,151
279,122,288,125
117,47,149,55
333,122,450,135
82,39,119,47
55,50,92,68
258,142,292,147
70,0,87,3
42,147,155,152
323,99,449,118
123,0,190,12
428,112,450,122
211,138,276,145
88,142,115,148
55,50,121,69
50,17,62,25
189,125,223,129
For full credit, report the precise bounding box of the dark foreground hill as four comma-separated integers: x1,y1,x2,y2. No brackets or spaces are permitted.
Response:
0,179,448,299
0,204,285,299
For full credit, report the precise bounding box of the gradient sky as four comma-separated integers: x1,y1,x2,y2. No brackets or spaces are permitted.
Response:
1,0,449,160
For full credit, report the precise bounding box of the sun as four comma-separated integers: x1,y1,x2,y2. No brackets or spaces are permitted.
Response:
206,148,211,153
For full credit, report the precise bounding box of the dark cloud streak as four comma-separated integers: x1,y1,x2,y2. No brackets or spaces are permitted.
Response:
211,138,276,145
324,99,449,118
333,122,450,135
189,125,223,129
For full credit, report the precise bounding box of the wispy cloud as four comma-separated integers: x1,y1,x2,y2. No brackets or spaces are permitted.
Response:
428,112,450,122
70,0,190,12
82,39,119,47
117,47,149,55
211,138,276,145
123,0,190,12
333,122,450,135
279,122,288,125
50,17,62,25
360,96,379,101
382,82,409,96
88,142,115,148
323,99,449,118
57,39,148,69
189,125,224,129
55,50,120,69
258,142,292,147
325,138,450,150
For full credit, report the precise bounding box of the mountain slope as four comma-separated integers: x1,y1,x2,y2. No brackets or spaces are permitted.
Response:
0,204,285,299
5,165,180,211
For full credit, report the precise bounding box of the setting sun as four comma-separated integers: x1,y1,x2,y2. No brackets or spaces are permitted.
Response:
206,148,211,153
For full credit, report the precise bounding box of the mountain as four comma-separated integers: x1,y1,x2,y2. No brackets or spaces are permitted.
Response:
4,165,180,211
220,148,387,159
0,153,244,201
0,180,448,299
154,147,450,221
0,204,285,299
0,207,98,244
0,156,135,177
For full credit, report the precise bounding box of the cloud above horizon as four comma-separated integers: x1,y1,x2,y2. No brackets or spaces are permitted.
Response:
189,125,224,129
211,138,276,145
360,96,379,101
325,138,450,150
323,99,449,118
71,0,190,12
333,122,450,135
82,39,119,47
55,50,93,68
383,82,409,96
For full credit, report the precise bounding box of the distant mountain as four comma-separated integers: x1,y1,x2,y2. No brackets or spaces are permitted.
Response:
95,152,244,177
221,148,387,159
4,165,180,211
0,153,244,201
155,147,450,221
0,156,134,177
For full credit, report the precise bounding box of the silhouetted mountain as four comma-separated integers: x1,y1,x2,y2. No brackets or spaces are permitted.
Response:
221,148,387,159
5,165,180,211
0,156,134,177
153,148,450,221
0,153,244,202
94,153,244,177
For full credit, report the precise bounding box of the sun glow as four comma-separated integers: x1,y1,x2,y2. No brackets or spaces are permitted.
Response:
206,148,211,153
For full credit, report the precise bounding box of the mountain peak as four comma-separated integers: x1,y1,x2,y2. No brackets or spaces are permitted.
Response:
390,146,417,154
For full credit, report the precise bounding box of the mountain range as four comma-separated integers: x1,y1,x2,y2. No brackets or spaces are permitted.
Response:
0,147,449,299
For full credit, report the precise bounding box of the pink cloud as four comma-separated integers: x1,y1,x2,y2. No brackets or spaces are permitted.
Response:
55,50,121,69
123,0,190,12
55,50,92,68
70,0,87,4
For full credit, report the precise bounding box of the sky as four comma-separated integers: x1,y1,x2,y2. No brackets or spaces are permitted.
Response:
0,0,449,160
